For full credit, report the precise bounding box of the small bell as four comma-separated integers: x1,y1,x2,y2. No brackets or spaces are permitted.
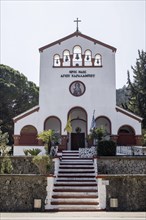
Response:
56,59,59,64
65,55,69,62
97,59,99,64
75,53,79,60
86,55,89,61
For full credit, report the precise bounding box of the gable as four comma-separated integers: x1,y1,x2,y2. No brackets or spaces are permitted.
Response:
39,31,117,53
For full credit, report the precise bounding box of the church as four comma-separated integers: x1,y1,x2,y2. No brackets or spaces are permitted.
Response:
13,20,142,155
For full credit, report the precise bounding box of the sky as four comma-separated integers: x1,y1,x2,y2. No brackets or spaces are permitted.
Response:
1,0,146,88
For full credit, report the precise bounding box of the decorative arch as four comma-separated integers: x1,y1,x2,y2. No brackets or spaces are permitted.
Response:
73,45,82,66
44,116,61,134
63,50,70,66
117,125,136,145
84,49,92,66
94,53,102,66
19,125,38,145
53,54,61,66
95,116,111,135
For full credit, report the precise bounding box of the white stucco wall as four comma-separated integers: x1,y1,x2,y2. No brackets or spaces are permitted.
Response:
37,35,117,134
13,33,142,145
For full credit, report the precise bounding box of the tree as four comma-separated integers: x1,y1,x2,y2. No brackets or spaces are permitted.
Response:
116,85,129,107
126,50,146,129
0,64,39,144
0,127,11,156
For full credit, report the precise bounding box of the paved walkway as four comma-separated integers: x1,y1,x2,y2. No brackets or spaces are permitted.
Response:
0,212,146,220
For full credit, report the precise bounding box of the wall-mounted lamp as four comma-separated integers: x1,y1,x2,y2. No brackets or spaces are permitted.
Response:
110,198,118,208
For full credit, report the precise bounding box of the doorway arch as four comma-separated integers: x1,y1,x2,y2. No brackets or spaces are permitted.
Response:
68,107,87,150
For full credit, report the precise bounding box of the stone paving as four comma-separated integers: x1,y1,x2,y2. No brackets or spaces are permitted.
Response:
0,212,146,220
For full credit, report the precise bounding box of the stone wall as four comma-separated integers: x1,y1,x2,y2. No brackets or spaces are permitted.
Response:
99,175,146,211
97,156,146,174
0,156,39,174
0,175,47,212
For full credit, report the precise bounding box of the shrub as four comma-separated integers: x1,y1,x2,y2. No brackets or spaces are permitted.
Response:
32,155,52,174
0,156,13,174
23,148,41,156
97,140,117,156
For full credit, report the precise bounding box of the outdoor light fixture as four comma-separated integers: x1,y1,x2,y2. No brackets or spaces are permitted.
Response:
34,199,42,209
110,198,118,208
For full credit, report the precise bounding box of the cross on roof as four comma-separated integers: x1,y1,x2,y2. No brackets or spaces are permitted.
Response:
74,18,81,32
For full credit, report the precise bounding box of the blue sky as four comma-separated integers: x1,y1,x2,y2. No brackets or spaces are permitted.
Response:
1,0,145,88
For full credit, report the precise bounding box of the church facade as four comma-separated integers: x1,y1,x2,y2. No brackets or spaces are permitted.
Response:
13,30,142,155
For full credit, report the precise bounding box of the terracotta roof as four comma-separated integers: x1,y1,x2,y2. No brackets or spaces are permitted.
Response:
39,31,117,52
115,106,143,122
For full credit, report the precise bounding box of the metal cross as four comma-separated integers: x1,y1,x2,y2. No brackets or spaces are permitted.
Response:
74,18,81,32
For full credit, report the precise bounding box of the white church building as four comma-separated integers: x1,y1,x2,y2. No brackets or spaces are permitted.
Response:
13,24,142,155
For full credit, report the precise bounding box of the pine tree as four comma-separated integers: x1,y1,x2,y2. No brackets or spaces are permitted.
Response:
127,50,146,129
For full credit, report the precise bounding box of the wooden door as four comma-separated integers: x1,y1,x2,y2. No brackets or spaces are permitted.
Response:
71,133,85,150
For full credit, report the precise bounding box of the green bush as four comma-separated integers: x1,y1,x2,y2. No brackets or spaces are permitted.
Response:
32,155,52,174
0,156,13,174
23,148,41,156
97,140,117,156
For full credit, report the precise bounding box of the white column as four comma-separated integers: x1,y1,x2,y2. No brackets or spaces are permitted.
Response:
94,158,98,176
45,176,55,210
53,157,60,176
97,178,109,209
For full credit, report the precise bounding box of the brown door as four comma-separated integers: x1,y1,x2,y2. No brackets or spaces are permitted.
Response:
71,133,85,150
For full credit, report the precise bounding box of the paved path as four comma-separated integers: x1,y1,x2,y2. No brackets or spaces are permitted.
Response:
0,212,146,220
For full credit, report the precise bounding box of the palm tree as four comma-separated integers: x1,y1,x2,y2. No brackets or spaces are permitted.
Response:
38,129,55,154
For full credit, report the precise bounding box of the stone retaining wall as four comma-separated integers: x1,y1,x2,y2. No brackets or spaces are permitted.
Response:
0,157,39,174
0,175,47,212
97,156,146,174
98,175,146,211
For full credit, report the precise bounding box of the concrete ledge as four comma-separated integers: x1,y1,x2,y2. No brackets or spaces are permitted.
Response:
95,155,146,159
96,174,146,178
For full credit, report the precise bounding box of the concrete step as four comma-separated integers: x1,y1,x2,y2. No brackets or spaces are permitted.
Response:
59,165,94,169
62,150,79,153
62,154,79,156
52,192,98,198
51,198,99,205
62,157,92,160
54,182,97,186
53,186,98,192
56,178,97,182
60,160,93,163
58,169,95,173
46,204,102,211
58,173,95,178
62,157,81,160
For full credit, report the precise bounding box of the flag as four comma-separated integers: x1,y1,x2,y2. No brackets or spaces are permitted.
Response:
90,110,96,131
64,116,72,133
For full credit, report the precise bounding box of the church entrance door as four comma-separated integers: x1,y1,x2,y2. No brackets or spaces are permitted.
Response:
71,133,85,150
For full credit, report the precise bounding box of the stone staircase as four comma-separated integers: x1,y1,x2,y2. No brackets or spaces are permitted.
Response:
47,150,101,211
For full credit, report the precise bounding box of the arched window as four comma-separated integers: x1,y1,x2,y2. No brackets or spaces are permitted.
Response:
63,50,70,66
73,46,82,66
53,54,61,67
94,54,102,66
19,125,38,145
84,50,92,66
95,116,111,139
44,116,61,134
